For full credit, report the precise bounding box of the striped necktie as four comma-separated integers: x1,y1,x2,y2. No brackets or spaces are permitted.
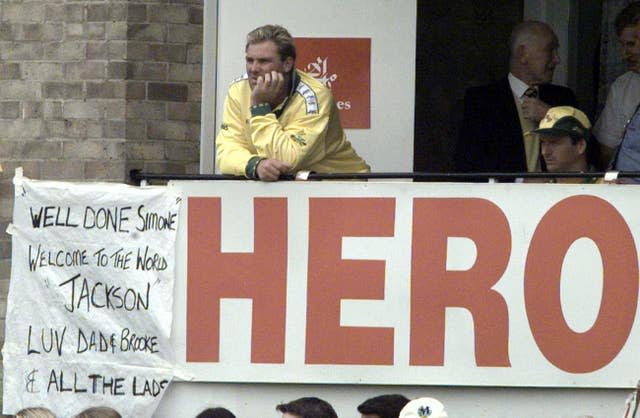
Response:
520,86,541,172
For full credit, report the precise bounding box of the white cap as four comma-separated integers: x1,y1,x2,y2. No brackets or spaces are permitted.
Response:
398,397,448,418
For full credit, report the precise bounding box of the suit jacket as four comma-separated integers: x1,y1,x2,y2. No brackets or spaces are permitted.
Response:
455,77,578,176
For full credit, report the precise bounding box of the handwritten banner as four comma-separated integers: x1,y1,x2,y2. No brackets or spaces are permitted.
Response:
3,173,181,417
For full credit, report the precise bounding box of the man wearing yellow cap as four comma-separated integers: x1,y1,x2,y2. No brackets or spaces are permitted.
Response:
533,106,602,183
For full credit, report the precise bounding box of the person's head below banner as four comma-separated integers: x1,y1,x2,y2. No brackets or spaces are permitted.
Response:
276,397,338,418
15,407,56,418
398,397,448,418
357,394,410,418
195,407,236,418
533,106,602,183
73,406,122,418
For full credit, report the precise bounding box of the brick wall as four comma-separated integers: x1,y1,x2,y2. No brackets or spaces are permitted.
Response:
0,0,203,409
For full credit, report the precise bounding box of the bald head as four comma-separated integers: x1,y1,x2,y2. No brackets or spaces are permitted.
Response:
509,21,560,85
509,21,555,59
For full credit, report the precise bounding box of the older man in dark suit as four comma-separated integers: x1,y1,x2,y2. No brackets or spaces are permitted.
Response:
455,21,578,177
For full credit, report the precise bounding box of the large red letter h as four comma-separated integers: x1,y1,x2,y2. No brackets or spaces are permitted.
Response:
187,197,287,363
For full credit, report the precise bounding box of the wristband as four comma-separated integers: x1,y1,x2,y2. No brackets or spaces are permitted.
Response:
245,156,264,179
250,103,272,117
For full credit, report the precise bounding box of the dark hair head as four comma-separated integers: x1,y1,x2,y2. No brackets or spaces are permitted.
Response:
276,397,338,418
615,2,640,36
246,24,296,61
196,407,236,418
74,407,121,418
357,395,410,418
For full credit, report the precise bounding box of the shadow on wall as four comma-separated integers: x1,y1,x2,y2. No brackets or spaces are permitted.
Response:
413,0,522,173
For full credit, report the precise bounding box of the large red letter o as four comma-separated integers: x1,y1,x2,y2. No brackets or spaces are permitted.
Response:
525,195,638,373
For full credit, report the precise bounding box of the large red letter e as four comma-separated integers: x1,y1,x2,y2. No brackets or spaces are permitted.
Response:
306,198,395,365
411,198,511,367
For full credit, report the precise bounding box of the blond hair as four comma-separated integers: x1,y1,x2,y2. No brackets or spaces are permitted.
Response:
246,24,296,60
16,407,56,418
74,406,122,418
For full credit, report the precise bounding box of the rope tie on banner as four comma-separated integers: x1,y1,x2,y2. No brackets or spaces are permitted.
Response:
604,171,620,182
294,171,313,181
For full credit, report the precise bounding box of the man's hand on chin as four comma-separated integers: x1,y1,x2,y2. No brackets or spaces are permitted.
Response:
251,71,286,107
256,158,292,181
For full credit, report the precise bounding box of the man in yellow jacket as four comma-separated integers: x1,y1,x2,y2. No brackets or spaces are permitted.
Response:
216,24,370,181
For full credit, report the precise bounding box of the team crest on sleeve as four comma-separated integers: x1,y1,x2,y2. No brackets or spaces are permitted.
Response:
290,130,307,146
296,82,319,114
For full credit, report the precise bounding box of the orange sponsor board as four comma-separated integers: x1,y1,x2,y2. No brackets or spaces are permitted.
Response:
295,38,371,129
175,181,640,387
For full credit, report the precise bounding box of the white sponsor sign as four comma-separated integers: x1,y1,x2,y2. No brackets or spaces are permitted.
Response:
3,173,181,417
170,180,640,388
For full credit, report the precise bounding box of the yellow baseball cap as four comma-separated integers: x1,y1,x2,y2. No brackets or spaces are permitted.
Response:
534,106,591,139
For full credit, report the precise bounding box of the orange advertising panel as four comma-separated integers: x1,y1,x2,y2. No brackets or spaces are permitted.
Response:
172,180,640,387
295,38,371,129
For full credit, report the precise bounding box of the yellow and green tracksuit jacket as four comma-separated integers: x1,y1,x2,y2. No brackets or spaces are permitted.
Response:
216,70,371,178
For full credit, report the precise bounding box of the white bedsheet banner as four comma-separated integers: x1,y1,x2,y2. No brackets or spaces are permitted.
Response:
3,173,181,417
